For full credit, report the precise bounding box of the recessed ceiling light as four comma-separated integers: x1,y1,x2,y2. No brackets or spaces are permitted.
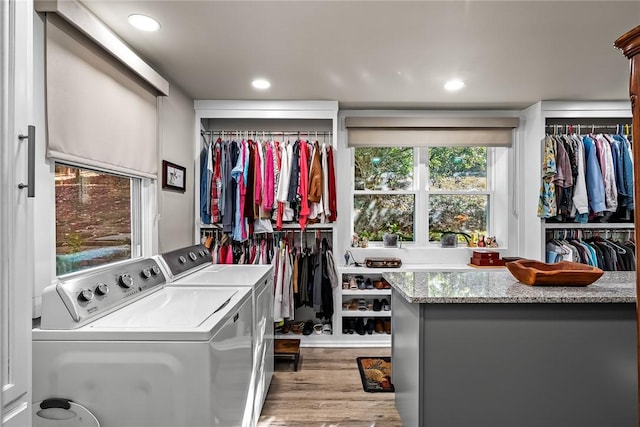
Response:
251,79,271,90
444,79,465,91
128,14,160,32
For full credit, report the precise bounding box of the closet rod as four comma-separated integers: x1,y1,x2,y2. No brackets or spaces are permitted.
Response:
544,125,630,129
200,130,332,136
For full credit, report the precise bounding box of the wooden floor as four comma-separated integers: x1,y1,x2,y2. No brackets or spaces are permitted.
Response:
257,347,403,427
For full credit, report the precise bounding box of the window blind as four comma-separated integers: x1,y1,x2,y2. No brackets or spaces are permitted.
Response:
345,116,519,147
45,14,159,178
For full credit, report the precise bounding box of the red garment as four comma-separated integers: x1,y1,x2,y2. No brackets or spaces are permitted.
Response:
297,141,311,229
327,145,337,222
219,245,228,264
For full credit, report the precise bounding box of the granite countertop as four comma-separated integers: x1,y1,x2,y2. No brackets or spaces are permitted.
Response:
382,270,636,304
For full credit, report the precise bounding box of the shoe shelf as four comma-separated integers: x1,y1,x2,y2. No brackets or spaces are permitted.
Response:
341,310,391,317
341,289,391,296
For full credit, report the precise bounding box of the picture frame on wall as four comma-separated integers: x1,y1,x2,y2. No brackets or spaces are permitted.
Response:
162,160,186,192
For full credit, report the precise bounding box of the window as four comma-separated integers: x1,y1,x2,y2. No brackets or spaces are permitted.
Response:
353,147,492,244
354,147,415,241
55,164,141,275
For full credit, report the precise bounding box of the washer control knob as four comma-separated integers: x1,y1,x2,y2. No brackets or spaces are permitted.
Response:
178,256,186,264
151,265,160,275
78,288,94,302
95,283,110,296
199,250,206,257
189,252,197,261
119,273,134,288
141,269,152,279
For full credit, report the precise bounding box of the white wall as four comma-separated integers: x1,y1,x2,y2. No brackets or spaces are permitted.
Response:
157,86,195,253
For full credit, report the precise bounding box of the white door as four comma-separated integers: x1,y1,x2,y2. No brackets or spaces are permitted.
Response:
1,0,33,425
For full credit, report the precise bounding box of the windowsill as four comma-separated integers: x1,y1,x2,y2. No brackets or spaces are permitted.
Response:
345,245,509,266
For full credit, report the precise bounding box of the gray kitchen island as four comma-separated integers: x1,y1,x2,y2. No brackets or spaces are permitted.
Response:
383,270,637,427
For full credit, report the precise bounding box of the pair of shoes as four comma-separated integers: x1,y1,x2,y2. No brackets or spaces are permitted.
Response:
381,278,391,289
384,319,391,334
313,323,323,334
322,322,332,335
365,278,374,289
348,299,358,310
349,276,358,289
365,318,374,335
281,322,291,334
303,320,314,336
291,321,305,334
358,279,367,290
374,319,385,333
343,318,355,334
373,299,382,312
373,280,385,289
355,318,365,335
357,298,368,311
381,299,390,311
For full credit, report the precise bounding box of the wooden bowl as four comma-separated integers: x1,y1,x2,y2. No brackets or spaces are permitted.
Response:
505,259,604,286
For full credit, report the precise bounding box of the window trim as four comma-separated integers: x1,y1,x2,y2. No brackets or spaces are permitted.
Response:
54,162,146,278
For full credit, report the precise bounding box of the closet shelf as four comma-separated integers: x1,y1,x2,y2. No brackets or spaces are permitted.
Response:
341,310,392,318
544,222,634,229
341,289,392,296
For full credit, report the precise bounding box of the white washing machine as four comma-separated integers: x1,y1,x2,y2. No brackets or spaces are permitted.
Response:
159,244,274,426
33,257,253,427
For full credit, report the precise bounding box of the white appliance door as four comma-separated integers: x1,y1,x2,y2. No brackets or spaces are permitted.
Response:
209,297,253,427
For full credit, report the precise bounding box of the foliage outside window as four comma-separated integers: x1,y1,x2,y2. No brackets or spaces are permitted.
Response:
354,147,415,241
55,164,139,275
353,146,490,244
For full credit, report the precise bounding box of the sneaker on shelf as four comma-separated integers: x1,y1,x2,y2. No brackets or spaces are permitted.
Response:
381,298,390,311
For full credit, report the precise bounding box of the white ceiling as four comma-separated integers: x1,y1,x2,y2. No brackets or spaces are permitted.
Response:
82,0,640,110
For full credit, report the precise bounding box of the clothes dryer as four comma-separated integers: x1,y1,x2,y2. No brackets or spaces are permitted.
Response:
159,244,274,425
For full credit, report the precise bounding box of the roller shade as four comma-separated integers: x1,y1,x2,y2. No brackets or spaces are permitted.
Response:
345,116,519,148
45,14,159,178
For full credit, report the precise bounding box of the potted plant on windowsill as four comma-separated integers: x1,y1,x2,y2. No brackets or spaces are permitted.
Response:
383,223,399,247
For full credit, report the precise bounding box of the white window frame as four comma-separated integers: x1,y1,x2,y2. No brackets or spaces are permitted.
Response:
53,162,150,279
352,146,508,247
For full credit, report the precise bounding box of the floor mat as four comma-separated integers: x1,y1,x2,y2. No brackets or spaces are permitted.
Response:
356,356,395,393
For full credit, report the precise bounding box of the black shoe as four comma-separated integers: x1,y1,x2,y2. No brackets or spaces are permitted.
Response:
365,318,374,335
381,298,390,311
373,299,382,312
355,318,365,335
344,318,355,334
303,320,314,335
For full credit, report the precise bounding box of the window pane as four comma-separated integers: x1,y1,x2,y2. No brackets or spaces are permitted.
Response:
429,147,487,190
55,164,133,275
354,194,414,241
429,194,488,241
354,147,413,191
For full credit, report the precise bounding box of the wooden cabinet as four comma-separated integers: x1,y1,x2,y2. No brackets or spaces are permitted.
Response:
614,24,640,427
